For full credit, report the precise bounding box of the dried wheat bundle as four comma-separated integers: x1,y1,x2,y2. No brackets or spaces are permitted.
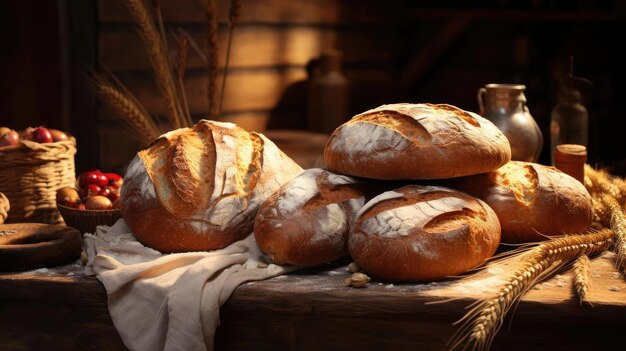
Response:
219,0,242,115
573,254,591,305
600,194,626,271
90,73,161,143
204,0,219,118
123,0,187,129
449,229,614,351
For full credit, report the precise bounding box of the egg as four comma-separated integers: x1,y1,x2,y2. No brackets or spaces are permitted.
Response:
56,187,80,207
84,195,113,210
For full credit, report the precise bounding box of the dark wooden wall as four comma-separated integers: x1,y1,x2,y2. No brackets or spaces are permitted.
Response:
2,0,626,175
96,0,406,173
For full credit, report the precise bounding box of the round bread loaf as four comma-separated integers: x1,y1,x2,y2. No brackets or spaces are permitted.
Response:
121,120,303,253
349,185,501,282
445,161,593,243
324,103,511,180
254,168,373,265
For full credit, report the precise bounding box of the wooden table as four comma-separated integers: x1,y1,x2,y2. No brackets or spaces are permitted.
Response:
1,251,624,351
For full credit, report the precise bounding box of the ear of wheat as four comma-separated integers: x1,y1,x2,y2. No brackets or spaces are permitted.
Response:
91,1,240,146
573,254,591,305
449,229,614,351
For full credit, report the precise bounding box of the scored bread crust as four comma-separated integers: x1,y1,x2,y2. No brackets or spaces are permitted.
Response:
446,161,593,243
121,120,303,253
254,168,370,265
348,185,501,282
324,103,511,180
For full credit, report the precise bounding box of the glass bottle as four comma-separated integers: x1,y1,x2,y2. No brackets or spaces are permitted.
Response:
307,50,350,134
550,85,588,166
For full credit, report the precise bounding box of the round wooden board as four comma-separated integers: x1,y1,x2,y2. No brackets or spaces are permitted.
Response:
0,223,82,272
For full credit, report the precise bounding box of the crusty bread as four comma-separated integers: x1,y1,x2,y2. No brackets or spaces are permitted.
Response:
445,161,593,243
324,103,511,180
349,185,501,282
121,120,303,253
254,168,374,265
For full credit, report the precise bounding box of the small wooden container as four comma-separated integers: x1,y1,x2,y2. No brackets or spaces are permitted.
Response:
554,144,587,183
57,203,122,234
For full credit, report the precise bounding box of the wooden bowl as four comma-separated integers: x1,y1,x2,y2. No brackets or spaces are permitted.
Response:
57,203,122,234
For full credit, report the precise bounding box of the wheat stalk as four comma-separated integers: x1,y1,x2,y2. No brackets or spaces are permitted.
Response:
573,254,591,305
91,73,161,143
174,31,192,126
218,0,242,116
600,194,626,271
123,0,185,129
204,0,219,118
450,229,614,351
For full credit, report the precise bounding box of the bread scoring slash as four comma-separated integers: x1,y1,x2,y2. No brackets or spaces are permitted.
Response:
121,120,303,253
349,185,501,282
254,168,374,266
324,103,511,180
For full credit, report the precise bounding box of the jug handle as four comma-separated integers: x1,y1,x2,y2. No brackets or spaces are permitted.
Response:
477,87,486,115
521,92,544,161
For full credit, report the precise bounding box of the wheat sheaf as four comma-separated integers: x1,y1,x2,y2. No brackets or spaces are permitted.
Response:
450,164,626,351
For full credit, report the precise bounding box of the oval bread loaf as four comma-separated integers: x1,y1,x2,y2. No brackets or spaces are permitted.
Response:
349,185,501,282
121,120,303,253
254,168,371,265
324,103,511,180
446,161,593,243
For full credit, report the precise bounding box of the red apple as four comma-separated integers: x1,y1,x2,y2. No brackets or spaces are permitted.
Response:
0,127,10,136
81,184,102,198
32,127,53,143
78,170,109,188
104,172,123,188
49,129,69,142
0,130,19,147
106,187,120,202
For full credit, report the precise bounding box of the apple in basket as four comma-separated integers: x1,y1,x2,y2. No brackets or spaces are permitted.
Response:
58,170,124,210
0,128,19,147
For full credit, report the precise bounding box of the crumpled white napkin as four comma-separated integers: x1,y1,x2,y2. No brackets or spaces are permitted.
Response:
83,219,297,351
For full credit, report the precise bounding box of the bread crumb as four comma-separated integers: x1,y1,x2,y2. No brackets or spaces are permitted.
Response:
327,270,342,276
609,286,620,292
386,284,394,289
556,281,566,287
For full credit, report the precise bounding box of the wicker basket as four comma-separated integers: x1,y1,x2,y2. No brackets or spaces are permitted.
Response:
0,192,9,224
57,203,122,234
0,139,76,225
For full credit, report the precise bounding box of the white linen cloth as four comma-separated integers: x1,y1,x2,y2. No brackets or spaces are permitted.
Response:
83,219,297,351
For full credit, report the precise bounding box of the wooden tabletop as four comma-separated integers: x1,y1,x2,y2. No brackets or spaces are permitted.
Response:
0,249,624,351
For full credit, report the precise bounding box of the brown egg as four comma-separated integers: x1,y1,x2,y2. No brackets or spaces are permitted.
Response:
56,187,80,207
84,195,113,210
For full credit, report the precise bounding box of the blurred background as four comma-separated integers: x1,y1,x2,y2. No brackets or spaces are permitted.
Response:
1,0,625,175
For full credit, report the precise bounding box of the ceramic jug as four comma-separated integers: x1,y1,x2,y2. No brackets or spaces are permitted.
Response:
478,84,543,162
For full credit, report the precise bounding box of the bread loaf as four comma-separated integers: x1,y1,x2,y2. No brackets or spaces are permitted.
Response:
324,103,511,180
121,120,303,253
445,161,593,243
254,168,372,265
0,192,9,225
349,185,501,282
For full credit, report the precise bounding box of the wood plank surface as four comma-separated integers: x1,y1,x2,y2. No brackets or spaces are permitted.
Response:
0,251,624,350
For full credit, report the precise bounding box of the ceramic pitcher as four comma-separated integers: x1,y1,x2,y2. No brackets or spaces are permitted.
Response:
478,84,543,162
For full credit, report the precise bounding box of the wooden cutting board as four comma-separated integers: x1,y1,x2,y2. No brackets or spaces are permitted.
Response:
0,223,82,272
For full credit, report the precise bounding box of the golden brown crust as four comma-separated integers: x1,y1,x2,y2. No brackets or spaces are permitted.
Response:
348,185,501,282
121,120,303,253
254,169,371,265
445,161,593,243
324,103,511,180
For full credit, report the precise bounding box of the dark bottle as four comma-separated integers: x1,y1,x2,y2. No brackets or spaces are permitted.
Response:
307,50,350,134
